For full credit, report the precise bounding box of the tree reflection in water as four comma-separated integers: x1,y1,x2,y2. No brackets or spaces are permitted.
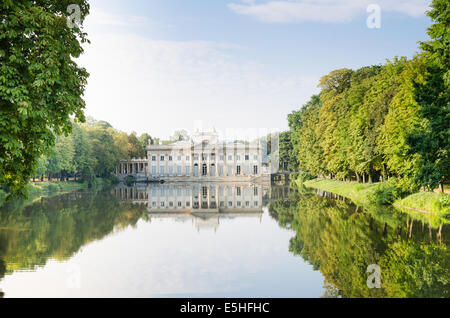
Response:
0,189,147,297
268,187,450,298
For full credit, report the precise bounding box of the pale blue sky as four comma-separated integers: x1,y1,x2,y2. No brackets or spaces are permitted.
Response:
79,0,432,139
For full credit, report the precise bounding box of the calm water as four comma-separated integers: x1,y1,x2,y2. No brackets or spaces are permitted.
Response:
0,182,448,298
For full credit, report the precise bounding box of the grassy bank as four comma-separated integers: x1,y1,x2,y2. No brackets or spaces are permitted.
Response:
0,177,116,208
302,178,450,218
301,178,375,206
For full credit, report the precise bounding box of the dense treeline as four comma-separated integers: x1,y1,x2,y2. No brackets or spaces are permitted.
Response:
281,0,449,193
33,118,152,183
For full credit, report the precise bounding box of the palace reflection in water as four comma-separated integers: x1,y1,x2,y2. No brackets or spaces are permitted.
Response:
113,182,274,231
114,182,267,213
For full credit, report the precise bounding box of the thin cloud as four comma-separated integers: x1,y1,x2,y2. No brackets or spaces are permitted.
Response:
228,0,430,23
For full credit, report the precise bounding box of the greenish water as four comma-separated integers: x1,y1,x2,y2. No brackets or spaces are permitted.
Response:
0,182,448,298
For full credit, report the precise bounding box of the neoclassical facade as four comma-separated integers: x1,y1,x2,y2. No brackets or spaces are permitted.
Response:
116,130,269,181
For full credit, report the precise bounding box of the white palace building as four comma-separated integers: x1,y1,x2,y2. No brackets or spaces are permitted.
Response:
115,130,270,182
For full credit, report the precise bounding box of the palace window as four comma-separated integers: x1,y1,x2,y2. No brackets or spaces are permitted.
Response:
169,201,173,207
237,201,241,207
220,201,224,207
237,155,241,161
186,166,190,176
152,202,156,207
160,202,165,207
178,201,182,207
253,165,258,175
254,187,258,196
169,156,173,161
177,187,182,196
236,165,241,175
177,166,181,176
152,166,156,176
186,201,191,207
246,201,250,207
245,155,249,160
177,156,181,161
186,156,190,161
202,186,208,197
202,154,207,161
152,156,156,161
202,164,207,176
160,167,165,176
236,187,241,196
254,201,258,206
193,186,199,198
194,154,199,160
228,201,233,207
193,164,199,177
160,155,164,161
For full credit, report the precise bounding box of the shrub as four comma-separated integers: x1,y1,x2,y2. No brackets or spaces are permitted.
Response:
368,178,408,205
108,175,120,185
296,172,316,183
125,175,135,186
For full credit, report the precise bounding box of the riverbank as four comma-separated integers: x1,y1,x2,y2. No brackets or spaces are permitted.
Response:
302,178,450,218
0,178,116,208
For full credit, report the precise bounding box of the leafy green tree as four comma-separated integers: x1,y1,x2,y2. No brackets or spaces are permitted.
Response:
293,95,323,175
138,133,151,158
419,0,450,85
72,123,95,182
0,0,90,198
86,126,119,178
377,57,428,192
279,131,297,171
316,69,353,178
407,0,450,191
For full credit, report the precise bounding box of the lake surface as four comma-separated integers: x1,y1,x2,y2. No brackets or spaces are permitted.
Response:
0,181,448,298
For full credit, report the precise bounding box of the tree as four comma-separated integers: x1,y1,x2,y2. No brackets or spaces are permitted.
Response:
293,95,323,175
407,0,450,191
72,123,95,182
138,133,151,158
171,130,189,142
86,126,119,178
0,0,90,198
419,0,450,85
316,69,353,178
